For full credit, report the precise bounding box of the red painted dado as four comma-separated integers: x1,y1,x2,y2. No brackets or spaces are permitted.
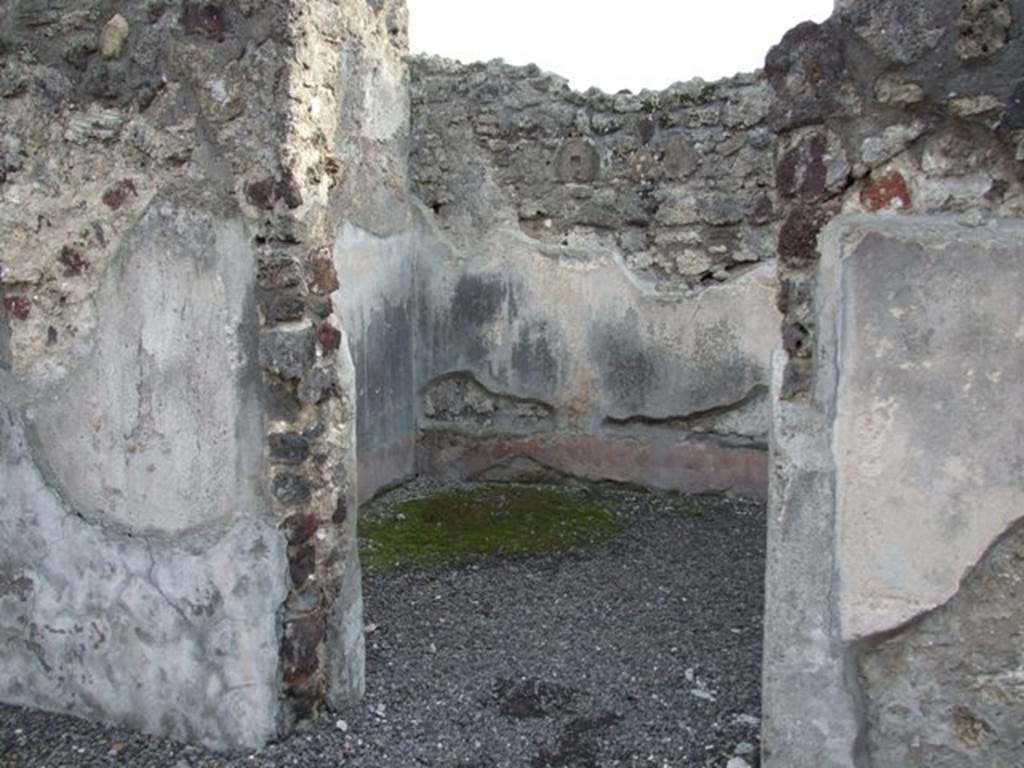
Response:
418,432,769,500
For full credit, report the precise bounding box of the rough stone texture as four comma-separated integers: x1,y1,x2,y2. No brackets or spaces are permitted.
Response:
768,0,1024,402
411,57,779,292
244,0,412,723
0,408,288,751
6,0,1024,760
422,373,555,431
860,520,1024,767
0,0,292,747
765,3,1024,765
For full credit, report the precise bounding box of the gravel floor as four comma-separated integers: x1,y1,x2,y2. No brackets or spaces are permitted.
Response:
0,486,765,768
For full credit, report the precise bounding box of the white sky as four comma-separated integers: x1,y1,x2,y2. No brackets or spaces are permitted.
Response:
406,1,835,92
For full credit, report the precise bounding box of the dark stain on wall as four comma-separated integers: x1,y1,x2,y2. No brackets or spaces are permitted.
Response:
353,299,416,452
0,302,10,372
511,324,558,390
451,274,507,331
590,317,658,415
449,274,508,365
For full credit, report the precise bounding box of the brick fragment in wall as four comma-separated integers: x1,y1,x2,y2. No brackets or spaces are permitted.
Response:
244,173,303,211
764,21,850,129
281,612,326,685
860,171,912,213
288,543,316,588
3,296,31,320
308,249,340,294
316,322,342,353
276,172,303,210
776,129,849,204
282,512,318,546
101,178,137,209
58,246,90,276
246,178,277,211
182,3,228,42
777,205,835,268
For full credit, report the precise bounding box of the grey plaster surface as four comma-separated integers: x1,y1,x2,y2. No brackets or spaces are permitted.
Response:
818,216,1024,640
333,223,419,502
415,212,778,432
407,55,782,495
27,191,265,536
336,202,778,499
761,352,862,768
0,407,288,751
412,207,779,495
764,214,1024,768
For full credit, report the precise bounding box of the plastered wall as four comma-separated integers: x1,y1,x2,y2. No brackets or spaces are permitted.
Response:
0,0,410,749
763,1,1024,766
400,57,784,496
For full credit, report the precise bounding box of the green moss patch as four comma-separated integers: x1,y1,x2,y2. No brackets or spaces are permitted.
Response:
359,484,623,574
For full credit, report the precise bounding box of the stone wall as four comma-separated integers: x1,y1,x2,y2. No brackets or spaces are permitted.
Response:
0,0,409,749
766,0,1024,399
6,0,1024,761
762,1,1024,764
404,58,783,496
767,217,1024,768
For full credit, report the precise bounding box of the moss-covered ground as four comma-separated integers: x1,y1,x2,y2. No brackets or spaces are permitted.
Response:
358,483,624,574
